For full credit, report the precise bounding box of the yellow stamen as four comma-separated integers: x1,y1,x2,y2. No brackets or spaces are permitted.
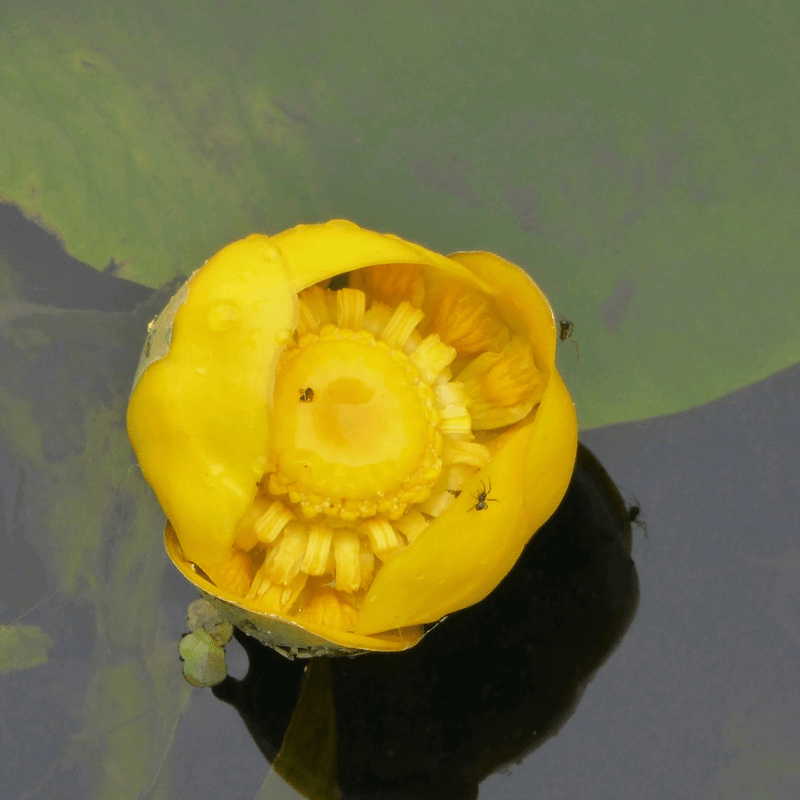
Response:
380,301,425,350
301,523,334,575
436,405,473,437
233,495,274,551
280,573,308,609
359,544,375,586
433,379,469,410
457,336,544,429
248,572,308,612
361,518,403,556
360,302,393,337
253,499,294,544
416,486,457,518
333,528,361,593
297,285,334,336
409,334,457,384
246,567,271,600
429,283,510,354
298,587,359,631
215,548,254,596
336,288,366,330
393,509,429,544
402,329,423,356
442,439,491,469
443,463,476,492
352,263,426,307
263,522,308,584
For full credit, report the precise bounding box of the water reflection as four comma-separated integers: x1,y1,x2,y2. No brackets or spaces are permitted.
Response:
212,444,639,798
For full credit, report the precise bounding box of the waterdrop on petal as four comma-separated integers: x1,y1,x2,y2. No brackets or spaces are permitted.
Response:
207,301,240,333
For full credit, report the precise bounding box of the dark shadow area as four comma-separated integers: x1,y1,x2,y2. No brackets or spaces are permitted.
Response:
0,201,152,311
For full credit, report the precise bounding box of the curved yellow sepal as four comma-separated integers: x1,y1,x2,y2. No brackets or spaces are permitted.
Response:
271,220,493,294
127,236,297,571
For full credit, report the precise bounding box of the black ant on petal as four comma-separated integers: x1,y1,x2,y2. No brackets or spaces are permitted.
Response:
299,387,314,403
469,478,499,511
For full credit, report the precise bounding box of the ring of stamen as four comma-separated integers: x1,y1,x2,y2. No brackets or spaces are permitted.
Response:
269,325,443,521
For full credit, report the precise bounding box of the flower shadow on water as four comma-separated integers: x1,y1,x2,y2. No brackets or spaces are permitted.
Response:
212,444,640,799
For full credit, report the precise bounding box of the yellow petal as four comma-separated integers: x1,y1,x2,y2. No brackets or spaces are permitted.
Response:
355,369,577,633
127,236,298,575
270,220,493,294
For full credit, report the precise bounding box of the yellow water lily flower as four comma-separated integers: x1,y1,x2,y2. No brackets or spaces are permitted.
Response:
127,221,578,655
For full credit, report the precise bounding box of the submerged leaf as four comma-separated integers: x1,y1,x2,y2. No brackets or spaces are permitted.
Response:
0,625,54,674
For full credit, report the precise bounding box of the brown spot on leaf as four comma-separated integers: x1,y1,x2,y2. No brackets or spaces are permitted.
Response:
601,279,637,333
506,186,541,235
413,154,480,205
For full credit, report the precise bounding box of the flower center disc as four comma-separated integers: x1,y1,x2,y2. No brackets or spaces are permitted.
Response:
271,332,432,503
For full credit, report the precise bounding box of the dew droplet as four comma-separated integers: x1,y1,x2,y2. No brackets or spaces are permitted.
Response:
207,301,240,333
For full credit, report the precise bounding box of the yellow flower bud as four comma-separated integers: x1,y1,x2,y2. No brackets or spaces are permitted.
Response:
127,221,578,656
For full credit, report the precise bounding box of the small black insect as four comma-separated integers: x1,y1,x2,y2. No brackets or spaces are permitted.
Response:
299,387,314,402
469,478,499,511
626,497,649,542
558,316,580,359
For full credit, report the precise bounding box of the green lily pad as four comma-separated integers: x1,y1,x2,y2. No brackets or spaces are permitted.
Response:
0,0,316,286
2,1,800,429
